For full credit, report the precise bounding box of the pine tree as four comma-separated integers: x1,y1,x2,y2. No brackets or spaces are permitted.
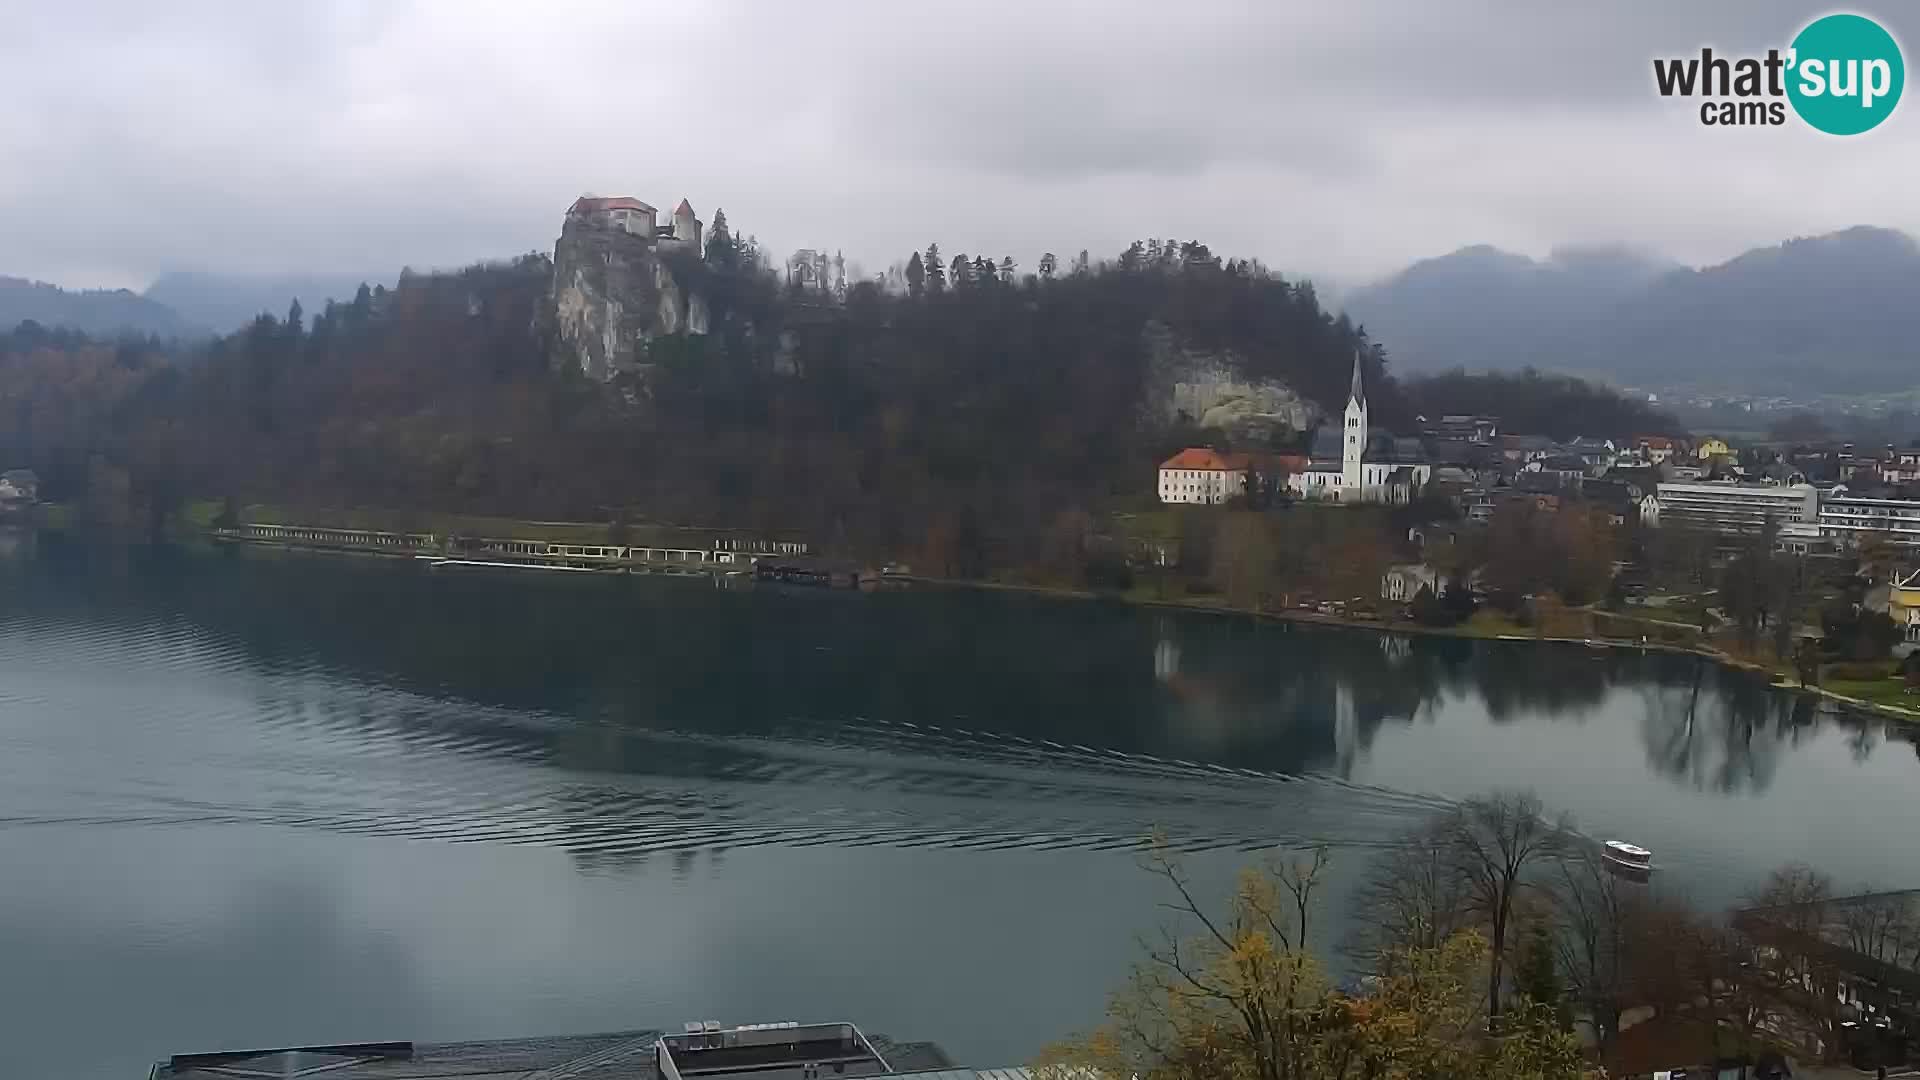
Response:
998,256,1015,282
924,243,944,292
706,208,734,266
905,251,925,297
1038,252,1057,279
950,254,968,288
1513,921,1569,1030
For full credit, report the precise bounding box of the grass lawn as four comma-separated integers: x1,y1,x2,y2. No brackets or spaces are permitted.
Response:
1823,675,1920,709
1462,611,1533,637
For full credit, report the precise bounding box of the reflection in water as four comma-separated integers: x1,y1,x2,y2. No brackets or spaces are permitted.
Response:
2,538,1913,866
1634,661,1802,794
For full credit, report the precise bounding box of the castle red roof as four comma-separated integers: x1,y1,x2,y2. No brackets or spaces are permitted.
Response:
1159,448,1251,471
673,198,695,216
569,196,656,216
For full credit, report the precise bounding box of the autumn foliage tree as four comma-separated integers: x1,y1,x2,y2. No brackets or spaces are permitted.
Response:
1040,842,1592,1080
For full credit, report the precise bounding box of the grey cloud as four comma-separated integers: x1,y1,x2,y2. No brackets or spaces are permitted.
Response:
1,1,1916,291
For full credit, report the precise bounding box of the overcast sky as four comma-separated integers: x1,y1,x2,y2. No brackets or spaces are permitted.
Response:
4,1,1915,292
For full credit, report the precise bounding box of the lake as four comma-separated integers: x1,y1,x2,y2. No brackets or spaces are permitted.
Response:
2,533,1916,1079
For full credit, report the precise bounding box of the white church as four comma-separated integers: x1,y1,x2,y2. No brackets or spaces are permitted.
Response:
1288,352,1432,504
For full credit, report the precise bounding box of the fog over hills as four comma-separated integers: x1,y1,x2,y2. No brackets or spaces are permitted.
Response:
1345,226,1920,396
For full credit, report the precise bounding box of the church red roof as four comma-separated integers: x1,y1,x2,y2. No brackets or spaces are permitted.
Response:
1159,448,1251,471
673,198,695,216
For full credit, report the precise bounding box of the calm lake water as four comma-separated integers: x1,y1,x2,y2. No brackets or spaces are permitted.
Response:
2,532,1916,1079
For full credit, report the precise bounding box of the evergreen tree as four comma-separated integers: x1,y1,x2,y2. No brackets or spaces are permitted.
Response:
924,243,944,292
1038,252,1057,280
950,253,969,288
905,251,925,297
1513,921,1570,1030
971,255,993,285
705,208,734,266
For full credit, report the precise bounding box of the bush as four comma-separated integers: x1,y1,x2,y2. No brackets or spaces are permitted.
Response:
1405,584,1443,626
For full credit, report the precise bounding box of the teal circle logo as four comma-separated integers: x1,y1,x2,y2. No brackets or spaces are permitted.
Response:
1787,13,1904,134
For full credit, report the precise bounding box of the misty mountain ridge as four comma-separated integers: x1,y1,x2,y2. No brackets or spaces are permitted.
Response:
1345,226,1920,395
144,270,394,334
0,276,195,339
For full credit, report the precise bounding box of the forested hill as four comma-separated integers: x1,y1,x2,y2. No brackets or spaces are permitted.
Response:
1345,226,1920,394
0,275,195,339
1,239,1386,562
1402,369,1679,441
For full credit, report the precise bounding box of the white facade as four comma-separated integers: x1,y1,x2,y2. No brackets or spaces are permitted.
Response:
1650,481,1817,534
1342,375,1367,493
1819,493,1920,547
1158,451,1248,505
1287,353,1430,504
1381,563,1447,602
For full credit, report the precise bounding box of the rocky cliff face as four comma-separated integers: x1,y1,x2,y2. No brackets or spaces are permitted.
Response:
1142,321,1318,442
550,218,705,383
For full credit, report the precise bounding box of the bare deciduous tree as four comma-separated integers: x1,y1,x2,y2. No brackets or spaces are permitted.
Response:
1444,790,1570,1023
1549,843,1633,1051
1345,817,1474,976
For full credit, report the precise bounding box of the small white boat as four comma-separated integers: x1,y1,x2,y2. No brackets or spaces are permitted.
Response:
1602,840,1653,872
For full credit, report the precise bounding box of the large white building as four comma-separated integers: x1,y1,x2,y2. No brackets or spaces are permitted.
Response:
1649,481,1818,534
1288,353,1431,504
1157,447,1250,505
1819,492,1920,546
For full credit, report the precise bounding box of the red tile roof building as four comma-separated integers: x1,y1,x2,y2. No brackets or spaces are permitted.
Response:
1158,448,1252,505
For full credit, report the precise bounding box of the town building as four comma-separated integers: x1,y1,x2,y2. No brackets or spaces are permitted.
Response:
1157,447,1249,505
1497,434,1556,464
1879,445,1920,485
1631,435,1682,465
1420,414,1499,443
1884,568,1920,646
1696,436,1733,461
1818,491,1920,547
1380,563,1450,603
1648,481,1818,534
1287,354,1431,504
1563,437,1617,471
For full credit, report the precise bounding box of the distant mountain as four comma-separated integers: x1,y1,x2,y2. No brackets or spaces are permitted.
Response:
144,271,393,334
0,276,194,338
1343,244,1679,375
1346,227,1920,396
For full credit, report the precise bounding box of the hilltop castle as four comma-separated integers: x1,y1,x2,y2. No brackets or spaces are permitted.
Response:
565,195,703,252
551,192,710,383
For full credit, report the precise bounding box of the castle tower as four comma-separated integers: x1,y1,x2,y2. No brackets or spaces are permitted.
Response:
1342,349,1368,499
671,198,702,250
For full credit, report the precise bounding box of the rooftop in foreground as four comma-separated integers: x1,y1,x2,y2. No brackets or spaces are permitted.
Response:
147,1023,959,1080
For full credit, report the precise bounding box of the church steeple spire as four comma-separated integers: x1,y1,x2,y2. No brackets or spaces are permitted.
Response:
1348,348,1366,409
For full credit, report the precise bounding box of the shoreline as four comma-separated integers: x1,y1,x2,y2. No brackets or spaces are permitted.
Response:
35,513,1920,726
895,574,1920,727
